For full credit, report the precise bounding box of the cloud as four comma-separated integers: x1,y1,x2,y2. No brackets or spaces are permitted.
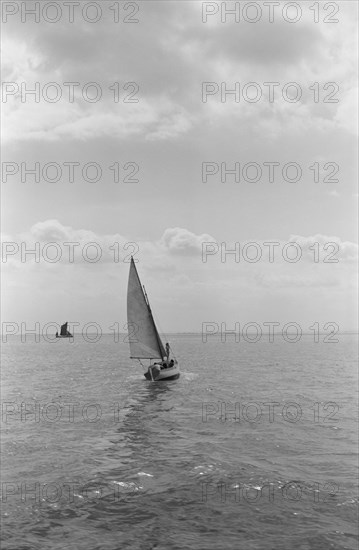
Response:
159,227,215,255
2,222,357,330
30,219,72,241
5,219,129,265
3,3,357,144
3,93,193,144
334,86,359,136
289,234,358,263
3,221,217,266
195,20,322,68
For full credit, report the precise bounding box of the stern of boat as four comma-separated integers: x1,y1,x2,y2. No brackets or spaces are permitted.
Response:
145,363,180,381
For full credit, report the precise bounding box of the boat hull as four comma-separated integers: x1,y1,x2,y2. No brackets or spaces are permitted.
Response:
144,364,180,381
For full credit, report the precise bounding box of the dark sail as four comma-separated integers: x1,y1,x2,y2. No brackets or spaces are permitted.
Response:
60,322,72,337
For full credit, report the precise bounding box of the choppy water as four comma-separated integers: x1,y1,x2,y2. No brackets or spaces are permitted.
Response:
1,334,358,550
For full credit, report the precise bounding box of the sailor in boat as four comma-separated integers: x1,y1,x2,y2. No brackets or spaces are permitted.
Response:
160,358,174,370
165,342,170,358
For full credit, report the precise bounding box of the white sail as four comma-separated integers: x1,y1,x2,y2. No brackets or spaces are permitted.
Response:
127,258,166,360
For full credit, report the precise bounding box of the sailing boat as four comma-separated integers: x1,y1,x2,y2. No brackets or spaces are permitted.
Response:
127,257,180,381
55,322,73,338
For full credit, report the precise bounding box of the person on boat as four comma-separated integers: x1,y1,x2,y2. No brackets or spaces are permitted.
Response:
165,342,170,359
153,361,165,370
169,359,174,368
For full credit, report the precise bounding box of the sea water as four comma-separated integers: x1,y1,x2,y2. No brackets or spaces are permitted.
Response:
1,334,358,549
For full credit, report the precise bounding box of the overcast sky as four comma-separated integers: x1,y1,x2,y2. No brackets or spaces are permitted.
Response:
1,1,358,333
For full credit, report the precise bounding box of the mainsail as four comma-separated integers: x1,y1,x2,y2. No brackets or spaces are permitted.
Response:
127,258,166,360
60,322,72,337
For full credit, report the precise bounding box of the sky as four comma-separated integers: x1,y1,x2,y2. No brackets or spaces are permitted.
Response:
1,0,358,334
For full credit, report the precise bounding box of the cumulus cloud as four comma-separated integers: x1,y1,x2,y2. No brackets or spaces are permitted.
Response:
289,234,358,263
5,219,129,265
3,221,218,265
30,219,72,241
2,222,357,330
160,227,215,255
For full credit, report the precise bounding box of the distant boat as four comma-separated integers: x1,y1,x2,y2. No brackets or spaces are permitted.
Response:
56,322,73,338
127,257,180,381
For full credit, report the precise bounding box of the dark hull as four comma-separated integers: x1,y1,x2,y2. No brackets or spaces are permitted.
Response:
144,372,180,381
